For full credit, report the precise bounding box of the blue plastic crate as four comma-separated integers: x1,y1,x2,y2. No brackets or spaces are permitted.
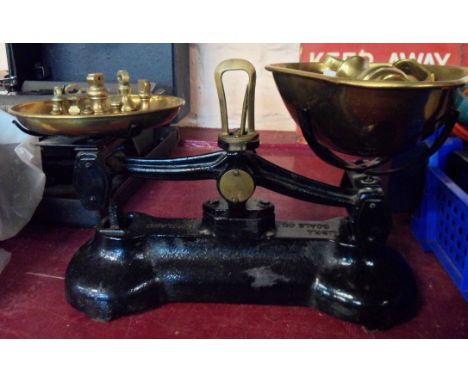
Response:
412,137,468,301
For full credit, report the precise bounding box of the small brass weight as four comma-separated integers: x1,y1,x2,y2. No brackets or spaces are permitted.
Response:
49,70,155,116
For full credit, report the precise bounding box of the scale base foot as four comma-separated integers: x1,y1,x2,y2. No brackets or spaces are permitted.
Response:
65,213,418,330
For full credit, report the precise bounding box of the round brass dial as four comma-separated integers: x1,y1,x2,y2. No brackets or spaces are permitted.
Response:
218,169,255,203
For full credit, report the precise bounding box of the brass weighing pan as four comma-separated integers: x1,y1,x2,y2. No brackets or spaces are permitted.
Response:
8,95,185,136
267,61,468,158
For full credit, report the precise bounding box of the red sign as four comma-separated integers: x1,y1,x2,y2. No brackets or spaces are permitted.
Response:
463,44,468,66
295,43,465,143
300,43,463,65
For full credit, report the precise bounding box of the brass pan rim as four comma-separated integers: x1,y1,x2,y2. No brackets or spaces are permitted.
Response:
266,62,468,89
7,95,186,120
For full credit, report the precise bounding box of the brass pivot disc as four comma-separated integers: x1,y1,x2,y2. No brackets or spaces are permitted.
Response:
218,169,255,204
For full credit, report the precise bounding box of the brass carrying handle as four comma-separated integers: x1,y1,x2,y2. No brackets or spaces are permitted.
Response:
214,59,256,138
64,83,83,96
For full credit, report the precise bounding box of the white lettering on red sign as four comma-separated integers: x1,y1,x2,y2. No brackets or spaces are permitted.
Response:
309,51,451,65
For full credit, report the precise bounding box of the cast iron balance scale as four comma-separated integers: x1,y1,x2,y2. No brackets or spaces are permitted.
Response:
9,56,468,329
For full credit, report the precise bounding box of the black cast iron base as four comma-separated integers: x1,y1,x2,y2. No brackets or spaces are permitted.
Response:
65,211,418,330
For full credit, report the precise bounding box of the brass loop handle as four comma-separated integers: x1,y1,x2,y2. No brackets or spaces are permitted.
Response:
117,70,130,85
64,83,82,96
214,58,256,138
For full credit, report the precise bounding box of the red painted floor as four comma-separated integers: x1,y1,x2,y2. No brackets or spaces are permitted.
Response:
0,128,467,338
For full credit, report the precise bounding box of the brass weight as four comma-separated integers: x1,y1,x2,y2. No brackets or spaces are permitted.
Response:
86,73,108,114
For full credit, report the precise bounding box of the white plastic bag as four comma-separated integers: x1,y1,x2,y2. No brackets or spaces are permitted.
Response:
0,110,45,240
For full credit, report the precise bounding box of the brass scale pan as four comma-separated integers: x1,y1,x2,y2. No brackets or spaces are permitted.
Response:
8,70,185,137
